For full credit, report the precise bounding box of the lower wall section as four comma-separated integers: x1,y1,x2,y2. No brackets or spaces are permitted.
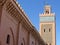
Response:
18,24,28,45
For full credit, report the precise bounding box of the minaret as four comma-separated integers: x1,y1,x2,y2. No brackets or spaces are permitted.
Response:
40,5,56,45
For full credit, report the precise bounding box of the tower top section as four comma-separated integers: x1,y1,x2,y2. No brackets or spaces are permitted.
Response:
44,5,51,14
40,5,55,22
40,5,55,16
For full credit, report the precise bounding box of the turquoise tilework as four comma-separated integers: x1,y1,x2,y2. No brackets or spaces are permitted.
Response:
40,16,55,22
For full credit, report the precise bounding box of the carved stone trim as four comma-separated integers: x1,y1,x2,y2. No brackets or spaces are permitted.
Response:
10,27,15,45
0,0,6,6
6,1,22,22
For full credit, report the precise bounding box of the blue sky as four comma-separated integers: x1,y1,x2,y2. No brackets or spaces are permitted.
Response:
17,0,60,45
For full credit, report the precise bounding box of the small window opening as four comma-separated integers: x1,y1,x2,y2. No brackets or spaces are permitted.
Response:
49,28,51,32
32,41,33,44
32,41,34,45
46,43,48,45
44,29,45,32
21,43,23,45
50,43,51,45
46,10,49,14
6,35,10,44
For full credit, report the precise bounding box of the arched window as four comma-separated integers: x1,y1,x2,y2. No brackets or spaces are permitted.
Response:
46,43,48,45
44,29,45,32
50,43,51,45
6,35,10,44
21,43,23,45
21,38,25,45
32,41,34,45
49,28,51,32
45,10,49,14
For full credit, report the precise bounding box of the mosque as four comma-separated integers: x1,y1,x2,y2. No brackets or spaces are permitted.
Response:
0,0,56,45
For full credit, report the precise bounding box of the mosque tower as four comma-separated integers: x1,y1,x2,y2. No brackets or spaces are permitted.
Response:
40,5,56,45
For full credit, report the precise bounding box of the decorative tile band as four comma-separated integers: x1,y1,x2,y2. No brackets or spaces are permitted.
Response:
40,16,55,22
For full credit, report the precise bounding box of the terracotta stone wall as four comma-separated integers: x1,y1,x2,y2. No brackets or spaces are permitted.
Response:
0,5,41,45
0,0,46,45
18,24,29,45
0,5,2,45
0,4,18,45
0,5,1,22
29,33,35,45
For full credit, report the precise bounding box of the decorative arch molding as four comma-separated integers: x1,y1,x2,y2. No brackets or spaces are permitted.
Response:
21,38,25,45
10,27,15,45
